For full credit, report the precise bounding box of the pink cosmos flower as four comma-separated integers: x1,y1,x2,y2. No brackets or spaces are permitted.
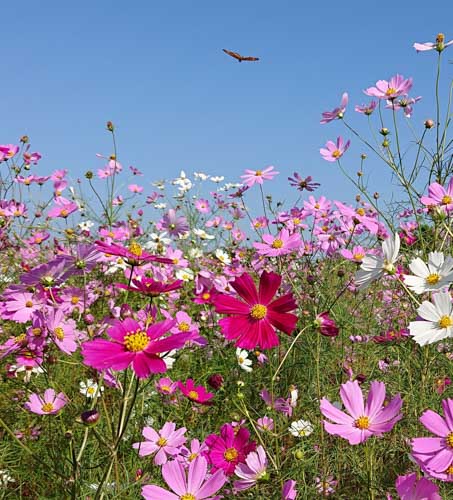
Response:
128,184,144,194
234,445,268,491
340,245,367,264
178,438,208,466
133,422,187,465
81,318,191,379
321,92,348,124
320,380,403,445
141,456,227,500
24,388,68,415
47,199,79,219
411,398,453,480
287,173,320,192
394,473,441,500
386,96,422,118
155,377,178,395
320,137,351,162
46,307,80,355
1,292,41,323
214,271,298,350
205,423,256,476
240,166,279,187
257,416,274,431
414,33,453,53
314,312,339,337
253,228,301,257
178,379,214,405
116,277,183,297
95,240,172,266
420,178,453,213
364,74,413,100
282,479,298,499
0,144,19,160
194,198,211,214
355,100,377,115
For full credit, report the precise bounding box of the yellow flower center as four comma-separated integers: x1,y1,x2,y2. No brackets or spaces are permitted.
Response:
442,195,452,205
332,149,341,158
299,429,308,436
238,357,245,364
386,87,397,96
188,390,199,400
54,327,65,341
41,402,54,413
35,237,42,243
439,316,453,329
15,334,26,344
178,322,190,332
188,452,198,462
353,253,364,261
71,296,80,304
426,273,440,285
356,208,365,216
224,447,239,462
446,432,453,448
445,465,453,475
60,209,69,217
129,241,143,257
202,292,210,300
255,170,262,176
124,330,149,352
355,416,370,430
157,437,167,447
87,387,96,395
25,300,34,308
437,33,445,43
250,304,267,320
271,239,284,249
180,494,196,500
161,385,171,393
173,258,179,264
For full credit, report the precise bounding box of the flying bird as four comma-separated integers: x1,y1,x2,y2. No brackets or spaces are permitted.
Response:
222,49,259,62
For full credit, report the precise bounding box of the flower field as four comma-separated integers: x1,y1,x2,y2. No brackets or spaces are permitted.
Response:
0,35,453,499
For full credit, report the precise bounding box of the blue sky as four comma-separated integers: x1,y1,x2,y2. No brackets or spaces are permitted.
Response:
2,0,452,211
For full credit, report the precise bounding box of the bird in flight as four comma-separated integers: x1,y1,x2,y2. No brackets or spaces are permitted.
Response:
222,49,259,62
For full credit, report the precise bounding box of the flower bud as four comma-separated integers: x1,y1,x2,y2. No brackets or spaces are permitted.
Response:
360,153,367,160
424,119,435,129
382,139,389,148
20,135,29,144
81,409,101,426
207,374,224,390
120,303,133,319
85,171,94,180
373,192,380,200
106,121,114,132
380,127,390,136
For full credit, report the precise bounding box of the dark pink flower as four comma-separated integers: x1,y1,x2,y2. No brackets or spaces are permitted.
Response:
395,472,441,499
178,379,214,405
315,312,339,337
321,92,348,124
96,240,172,266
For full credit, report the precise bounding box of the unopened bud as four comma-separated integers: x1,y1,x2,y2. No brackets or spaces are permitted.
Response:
357,171,363,177
373,192,380,200
360,153,367,160
424,119,435,129
81,409,101,426
106,121,114,132
380,128,390,136
85,171,94,179
20,135,29,144
355,195,361,202
382,139,389,148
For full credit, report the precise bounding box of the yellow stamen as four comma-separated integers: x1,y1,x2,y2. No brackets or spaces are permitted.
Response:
25,300,33,308
129,241,143,257
272,239,284,249
255,170,262,176
188,390,199,400
178,322,190,332
123,330,149,352
332,149,341,158
445,465,453,475
41,402,54,413
353,253,364,261
441,195,452,205
250,304,267,320
356,208,365,216
426,273,440,285
386,87,397,96
439,316,453,329
71,296,80,304
157,437,167,447
54,327,65,341
223,447,239,462
180,494,196,500
355,416,370,430
446,432,453,448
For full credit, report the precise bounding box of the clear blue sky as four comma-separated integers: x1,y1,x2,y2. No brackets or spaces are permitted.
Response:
2,0,452,209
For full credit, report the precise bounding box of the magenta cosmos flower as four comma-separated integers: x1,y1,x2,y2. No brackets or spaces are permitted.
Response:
95,240,172,266
214,271,298,350
394,473,441,500
320,380,403,445
282,479,298,499
320,92,348,124
253,228,301,257
414,33,453,53
178,379,214,405
133,422,187,465
141,456,227,500
116,277,183,297
240,166,279,187
411,398,453,480
364,74,413,100
420,178,453,213
81,318,191,379
205,423,256,476
25,388,68,415
320,136,351,162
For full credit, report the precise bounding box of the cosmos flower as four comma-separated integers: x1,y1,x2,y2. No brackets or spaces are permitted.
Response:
420,178,453,213
409,291,453,346
253,228,301,257
394,473,441,499
355,100,377,115
141,456,227,500
178,379,214,405
133,422,187,465
81,318,191,379
320,380,403,445
96,240,172,267
364,74,413,100
116,277,183,297
288,419,314,437
233,445,268,491
240,166,279,187
411,398,453,481
282,480,298,499
236,348,253,372
414,33,453,53
320,92,348,124
79,379,104,398
320,137,351,162
287,173,320,192
214,271,298,350
403,252,453,294
24,388,68,416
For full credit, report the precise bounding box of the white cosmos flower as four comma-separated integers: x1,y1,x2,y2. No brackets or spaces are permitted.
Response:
175,268,194,281
0,470,14,487
403,252,453,294
188,247,203,259
236,348,253,372
154,203,167,209
78,220,94,231
210,176,225,183
215,248,231,265
354,233,400,289
80,379,104,398
144,232,171,251
409,291,453,346
288,419,313,437
193,228,215,240
194,172,209,181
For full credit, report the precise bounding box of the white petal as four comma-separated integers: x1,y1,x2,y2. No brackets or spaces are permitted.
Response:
417,301,442,322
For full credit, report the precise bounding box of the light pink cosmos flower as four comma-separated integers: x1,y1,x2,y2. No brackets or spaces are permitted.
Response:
257,416,274,432
240,166,279,187
320,137,351,162
128,184,144,194
320,380,403,445
47,198,79,219
24,388,68,415
133,422,187,465
194,198,211,214
394,473,441,499
420,178,453,213
355,100,377,115
233,445,268,491
141,456,227,500
253,228,301,257
414,33,453,53
411,398,453,480
364,74,413,100
321,92,348,124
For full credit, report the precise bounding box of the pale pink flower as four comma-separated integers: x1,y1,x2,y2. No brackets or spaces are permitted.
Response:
320,137,350,162
240,166,279,187
364,74,413,100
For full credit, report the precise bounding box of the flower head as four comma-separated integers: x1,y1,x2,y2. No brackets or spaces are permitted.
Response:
240,166,279,187
320,92,348,123
133,422,186,465
320,380,403,445
364,74,413,100
233,446,268,491
25,388,68,415
403,252,453,294
178,379,214,405
395,472,441,499
320,136,350,162
414,33,453,53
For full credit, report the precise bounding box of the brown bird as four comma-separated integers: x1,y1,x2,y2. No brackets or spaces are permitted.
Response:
222,49,259,62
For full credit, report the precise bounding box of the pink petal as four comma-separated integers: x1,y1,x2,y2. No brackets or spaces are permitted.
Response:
411,437,444,454
258,271,281,304
162,460,187,495
420,410,450,437
141,485,178,500
340,380,364,419
320,398,354,424
231,273,259,305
